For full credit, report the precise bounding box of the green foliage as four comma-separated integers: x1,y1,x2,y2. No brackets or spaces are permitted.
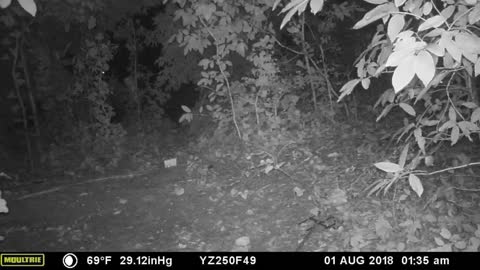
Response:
167,0,360,175
38,34,127,172
338,0,480,195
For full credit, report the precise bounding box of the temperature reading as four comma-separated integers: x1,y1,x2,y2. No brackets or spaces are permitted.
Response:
87,256,112,265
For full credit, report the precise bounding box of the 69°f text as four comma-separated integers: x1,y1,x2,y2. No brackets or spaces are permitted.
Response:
199,255,256,266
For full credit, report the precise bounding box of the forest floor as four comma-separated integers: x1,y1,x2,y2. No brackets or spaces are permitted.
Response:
1,120,480,252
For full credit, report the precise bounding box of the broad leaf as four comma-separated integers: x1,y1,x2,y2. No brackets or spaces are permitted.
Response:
468,4,480,24
458,121,473,141
353,3,397,30
426,43,444,56
439,120,456,132
424,156,434,167
440,5,455,20
181,105,191,113
414,50,435,87
461,102,478,109
0,0,12,8
374,162,402,173
17,0,36,16
455,32,480,55
280,0,309,29
472,108,480,123
451,125,460,145
280,0,305,13
399,103,416,116
309,0,324,15
448,106,457,122
440,33,462,63
337,79,360,101
420,119,439,126
376,103,394,121
272,0,282,10
398,143,409,168
423,2,432,15
394,0,406,8
408,174,423,197
418,15,445,32
414,128,425,154
387,14,405,41
361,78,371,89
196,3,216,21
392,54,415,92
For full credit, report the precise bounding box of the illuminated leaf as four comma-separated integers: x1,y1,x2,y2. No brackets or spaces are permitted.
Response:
399,103,416,116
181,105,191,113
440,5,455,20
451,125,460,145
426,43,444,56
374,162,402,173
418,15,445,32
361,78,371,89
472,108,480,123
392,54,415,92
280,0,308,29
353,3,396,30
461,102,478,109
387,14,405,41
424,156,434,167
468,4,480,24
398,143,409,168
423,2,432,15
439,120,455,132
17,0,36,16
0,0,12,8
448,106,457,122
394,0,406,7
309,0,324,14
408,174,423,197
414,50,435,87
337,79,361,101
440,34,462,63
414,128,425,154
272,0,282,10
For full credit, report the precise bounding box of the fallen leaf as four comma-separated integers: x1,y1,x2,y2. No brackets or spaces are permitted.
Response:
327,152,340,158
293,187,305,197
454,240,467,249
440,227,452,239
235,236,250,247
174,186,184,196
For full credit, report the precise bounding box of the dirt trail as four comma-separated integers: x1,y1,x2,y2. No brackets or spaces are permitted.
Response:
1,127,480,252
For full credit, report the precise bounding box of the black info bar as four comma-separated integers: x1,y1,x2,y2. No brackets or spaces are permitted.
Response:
0,252,476,269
